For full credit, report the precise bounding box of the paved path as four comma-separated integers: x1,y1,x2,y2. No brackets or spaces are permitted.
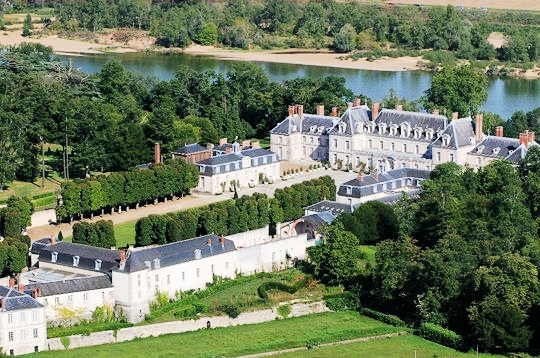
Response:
26,166,357,241
238,332,408,358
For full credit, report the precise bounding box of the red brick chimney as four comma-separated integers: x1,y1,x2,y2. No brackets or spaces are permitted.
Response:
219,138,228,146
495,126,504,137
242,140,250,148
520,130,534,148
528,131,535,143
219,235,225,247
353,98,361,107
475,114,483,140
120,250,126,263
207,239,212,246
9,277,14,289
372,103,380,120
18,284,24,293
452,112,459,120
331,107,338,117
296,104,304,119
51,235,56,245
316,105,324,116
251,141,260,149
288,105,295,117
154,142,161,165
358,172,363,182
395,104,403,111
432,109,440,115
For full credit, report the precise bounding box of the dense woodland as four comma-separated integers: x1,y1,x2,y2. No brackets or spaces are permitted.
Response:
309,148,540,353
3,0,539,68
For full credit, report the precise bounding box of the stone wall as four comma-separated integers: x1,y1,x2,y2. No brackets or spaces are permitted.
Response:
45,301,328,352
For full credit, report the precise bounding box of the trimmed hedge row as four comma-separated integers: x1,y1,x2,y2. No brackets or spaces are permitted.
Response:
257,281,299,300
360,308,405,327
417,322,463,350
323,292,360,312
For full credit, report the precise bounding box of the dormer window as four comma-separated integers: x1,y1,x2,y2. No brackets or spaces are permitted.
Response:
493,147,500,155
389,124,398,136
153,258,160,269
426,129,434,141
401,122,411,137
51,252,58,263
145,260,151,269
310,125,316,132
73,256,80,267
356,123,363,133
477,145,485,153
94,259,102,271
442,134,450,146
338,122,347,133
414,127,423,139
378,123,387,135
318,126,324,133
194,249,202,260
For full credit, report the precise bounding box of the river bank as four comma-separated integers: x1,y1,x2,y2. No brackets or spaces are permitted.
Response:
2,27,540,78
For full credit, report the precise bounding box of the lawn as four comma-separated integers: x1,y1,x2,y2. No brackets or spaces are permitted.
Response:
114,221,136,248
26,311,405,358
278,333,505,358
145,269,342,324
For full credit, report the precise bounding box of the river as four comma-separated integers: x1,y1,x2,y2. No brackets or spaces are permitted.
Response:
59,52,540,120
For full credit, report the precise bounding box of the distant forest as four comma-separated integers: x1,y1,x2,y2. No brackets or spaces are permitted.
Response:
2,0,539,69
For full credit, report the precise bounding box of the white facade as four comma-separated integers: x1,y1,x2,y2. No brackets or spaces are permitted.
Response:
0,288,46,356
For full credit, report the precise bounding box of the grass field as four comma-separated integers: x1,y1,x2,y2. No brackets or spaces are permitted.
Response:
25,311,504,358
113,221,136,248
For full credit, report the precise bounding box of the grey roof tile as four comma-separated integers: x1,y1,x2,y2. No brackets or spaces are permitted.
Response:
24,275,112,297
120,234,236,273
0,286,43,311
304,200,357,215
432,117,476,148
39,242,121,274
172,144,209,155
376,109,447,132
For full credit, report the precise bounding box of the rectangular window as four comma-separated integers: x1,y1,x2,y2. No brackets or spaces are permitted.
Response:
73,255,80,267
345,141,350,150
302,136,306,143
33,328,38,339
182,272,185,281
415,145,419,154
102,291,105,299
7,314,13,324
437,152,441,161
278,136,282,144
368,140,372,148
138,274,141,287
167,275,170,285
310,137,314,143
196,268,200,278
155,275,159,283
8,332,13,342
68,295,73,303
391,142,395,151
333,139,337,148
20,330,26,340
95,259,102,271
55,297,59,304
83,293,88,302
403,144,407,153
211,264,214,274
109,291,114,299
449,153,454,162
51,252,57,263
32,310,38,321
225,262,229,269
379,141,383,150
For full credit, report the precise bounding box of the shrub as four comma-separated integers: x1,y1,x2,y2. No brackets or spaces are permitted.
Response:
257,281,299,300
360,308,405,327
323,292,360,311
277,304,291,318
221,304,240,318
417,322,462,350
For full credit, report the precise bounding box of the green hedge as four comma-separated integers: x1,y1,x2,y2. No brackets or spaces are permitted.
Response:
417,322,463,350
323,292,360,312
360,308,405,327
47,321,133,338
257,281,300,300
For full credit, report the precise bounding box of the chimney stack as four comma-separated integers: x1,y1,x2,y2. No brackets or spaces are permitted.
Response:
395,104,403,111
353,98,361,107
32,288,38,299
207,239,212,246
296,104,304,119
18,284,24,293
288,105,295,117
219,235,225,248
432,109,440,115
242,140,250,148
452,112,459,120
51,235,56,245
528,131,535,143
251,141,260,149
519,130,535,148
495,126,504,137
9,277,14,289
372,103,380,120
475,114,483,140
154,143,161,165
316,105,325,116
1,298,5,311
219,138,228,146
331,107,338,117
120,250,126,263
358,172,363,182
371,169,379,181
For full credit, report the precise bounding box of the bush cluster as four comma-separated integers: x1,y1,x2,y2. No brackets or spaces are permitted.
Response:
72,220,115,248
323,292,360,312
257,281,299,300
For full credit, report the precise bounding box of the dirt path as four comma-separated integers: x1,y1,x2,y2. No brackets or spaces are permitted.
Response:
238,332,408,358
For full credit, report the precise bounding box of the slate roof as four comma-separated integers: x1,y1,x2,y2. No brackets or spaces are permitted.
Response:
305,200,357,216
376,109,448,136
431,117,476,149
270,113,338,135
241,148,275,158
0,286,43,311
39,242,121,274
24,275,112,297
469,136,527,163
330,105,372,136
338,168,430,198
119,234,236,273
197,153,242,166
302,212,337,228
31,237,54,255
172,144,209,155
